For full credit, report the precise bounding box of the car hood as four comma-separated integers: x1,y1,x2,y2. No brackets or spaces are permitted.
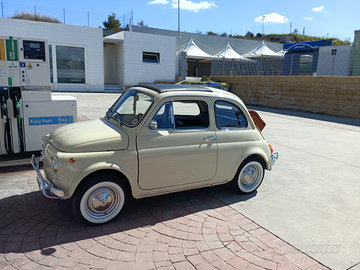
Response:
49,119,129,152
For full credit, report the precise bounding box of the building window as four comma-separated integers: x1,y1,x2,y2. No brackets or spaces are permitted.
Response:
56,45,85,83
49,45,53,83
143,52,160,64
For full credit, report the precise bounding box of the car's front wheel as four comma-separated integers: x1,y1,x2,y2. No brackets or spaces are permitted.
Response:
233,157,264,194
72,174,127,225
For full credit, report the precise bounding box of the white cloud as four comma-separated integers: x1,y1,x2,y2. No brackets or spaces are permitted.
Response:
254,13,288,24
148,0,169,4
313,6,325,12
171,0,217,13
303,17,314,20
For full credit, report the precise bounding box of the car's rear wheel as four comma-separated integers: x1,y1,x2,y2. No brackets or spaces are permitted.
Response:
233,157,264,194
72,174,127,225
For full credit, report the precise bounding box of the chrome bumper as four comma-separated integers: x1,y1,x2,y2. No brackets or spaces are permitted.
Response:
271,152,279,167
31,154,64,199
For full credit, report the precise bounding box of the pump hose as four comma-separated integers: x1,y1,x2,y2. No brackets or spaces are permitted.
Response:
15,95,25,152
2,95,12,154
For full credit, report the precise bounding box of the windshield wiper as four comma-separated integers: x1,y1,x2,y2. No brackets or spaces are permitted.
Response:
105,108,114,119
106,109,124,126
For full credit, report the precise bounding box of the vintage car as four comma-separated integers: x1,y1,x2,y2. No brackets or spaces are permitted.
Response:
32,84,278,225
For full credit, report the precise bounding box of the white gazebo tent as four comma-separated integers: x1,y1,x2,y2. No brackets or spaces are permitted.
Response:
240,41,284,75
214,43,251,61
181,38,215,59
212,43,256,75
180,39,216,77
242,40,281,58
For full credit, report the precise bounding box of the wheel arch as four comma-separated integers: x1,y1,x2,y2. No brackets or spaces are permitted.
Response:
72,168,133,200
240,154,266,170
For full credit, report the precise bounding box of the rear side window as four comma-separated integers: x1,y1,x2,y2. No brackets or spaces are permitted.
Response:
214,101,248,130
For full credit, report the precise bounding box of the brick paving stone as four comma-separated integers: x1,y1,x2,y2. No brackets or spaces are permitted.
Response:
115,251,135,262
57,256,78,268
172,260,195,270
261,259,278,270
169,253,186,263
227,256,250,269
0,169,330,270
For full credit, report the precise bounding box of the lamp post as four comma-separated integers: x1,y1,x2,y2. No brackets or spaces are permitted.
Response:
178,0,180,51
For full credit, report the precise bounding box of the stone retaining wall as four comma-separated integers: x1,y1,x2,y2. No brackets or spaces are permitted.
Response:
211,76,360,119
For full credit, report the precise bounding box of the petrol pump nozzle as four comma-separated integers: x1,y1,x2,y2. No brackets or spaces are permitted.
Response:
14,94,25,152
1,95,7,121
15,95,21,123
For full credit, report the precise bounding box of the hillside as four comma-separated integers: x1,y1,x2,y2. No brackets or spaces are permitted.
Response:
223,33,350,45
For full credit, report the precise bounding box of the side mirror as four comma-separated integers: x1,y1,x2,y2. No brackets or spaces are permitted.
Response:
149,120,158,130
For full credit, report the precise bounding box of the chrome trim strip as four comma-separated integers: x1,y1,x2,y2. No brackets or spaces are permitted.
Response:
31,155,64,199
140,179,228,197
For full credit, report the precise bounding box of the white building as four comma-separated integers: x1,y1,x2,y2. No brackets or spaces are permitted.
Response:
317,45,353,76
0,17,104,92
1,18,177,92
103,31,177,90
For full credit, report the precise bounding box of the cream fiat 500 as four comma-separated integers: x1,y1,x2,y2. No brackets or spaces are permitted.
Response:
32,84,278,225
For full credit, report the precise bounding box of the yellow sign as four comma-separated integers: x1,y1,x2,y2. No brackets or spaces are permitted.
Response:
0,39,5,61
28,63,33,68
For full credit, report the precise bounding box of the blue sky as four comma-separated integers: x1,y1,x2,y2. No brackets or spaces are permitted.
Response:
5,0,359,42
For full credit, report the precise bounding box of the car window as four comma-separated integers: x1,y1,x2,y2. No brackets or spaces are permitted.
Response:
152,100,209,130
214,100,248,130
107,90,153,127
153,102,174,129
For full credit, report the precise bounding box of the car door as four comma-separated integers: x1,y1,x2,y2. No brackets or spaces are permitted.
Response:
137,97,217,190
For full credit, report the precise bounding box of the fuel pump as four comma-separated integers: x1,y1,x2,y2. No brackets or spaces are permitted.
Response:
0,36,77,156
9,87,24,152
0,88,12,154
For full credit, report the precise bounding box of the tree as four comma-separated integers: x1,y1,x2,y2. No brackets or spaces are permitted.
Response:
206,31,218,36
12,11,61,23
103,12,121,32
245,31,254,39
137,20,148,27
220,32,228,37
256,33,262,39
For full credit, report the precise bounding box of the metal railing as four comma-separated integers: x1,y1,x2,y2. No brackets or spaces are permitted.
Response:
211,47,360,77
1,1,132,28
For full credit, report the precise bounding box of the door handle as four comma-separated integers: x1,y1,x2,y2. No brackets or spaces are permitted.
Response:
204,137,217,141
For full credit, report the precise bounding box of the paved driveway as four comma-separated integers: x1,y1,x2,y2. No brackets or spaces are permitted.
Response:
210,106,360,270
1,91,359,269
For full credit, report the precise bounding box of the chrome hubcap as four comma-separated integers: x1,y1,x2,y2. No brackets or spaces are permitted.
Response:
85,187,120,218
242,167,257,185
90,189,114,213
238,161,263,193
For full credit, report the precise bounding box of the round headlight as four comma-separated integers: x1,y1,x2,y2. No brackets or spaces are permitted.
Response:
51,156,58,173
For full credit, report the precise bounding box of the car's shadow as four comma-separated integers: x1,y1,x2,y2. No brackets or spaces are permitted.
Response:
0,183,256,255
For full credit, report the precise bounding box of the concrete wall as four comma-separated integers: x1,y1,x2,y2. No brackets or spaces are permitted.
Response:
122,31,177,88
1,18,104,92
211,76,360,119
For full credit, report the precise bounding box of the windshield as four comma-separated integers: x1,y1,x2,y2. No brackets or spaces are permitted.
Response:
106,90,153,127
